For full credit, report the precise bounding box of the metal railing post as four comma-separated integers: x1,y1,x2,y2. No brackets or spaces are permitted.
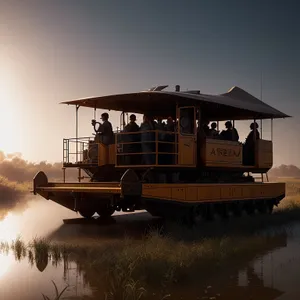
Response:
155,130,158,165
271,118,273,141
78,168,81,182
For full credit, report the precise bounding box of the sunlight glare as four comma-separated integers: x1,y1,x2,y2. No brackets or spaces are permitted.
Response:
0,252,14,279
0,212,20,242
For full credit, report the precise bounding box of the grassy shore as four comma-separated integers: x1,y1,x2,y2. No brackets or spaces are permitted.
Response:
0,176,31,220
0,232,288,300
0,175,31,194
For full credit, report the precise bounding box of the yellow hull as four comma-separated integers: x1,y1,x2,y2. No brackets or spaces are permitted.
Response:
142,182,285,204
33,171,285,219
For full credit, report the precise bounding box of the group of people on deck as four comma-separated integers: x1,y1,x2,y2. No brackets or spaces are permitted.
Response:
199,120,260,165
200,120,260,141
123,114,176,165
201,120,240,141
90,112,260,166
90,112,176,165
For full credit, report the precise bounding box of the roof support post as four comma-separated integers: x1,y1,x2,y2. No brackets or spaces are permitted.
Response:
120,111,125,131
271,118,273,141
260,119,263,139
76,105,79,163
176,103,179,164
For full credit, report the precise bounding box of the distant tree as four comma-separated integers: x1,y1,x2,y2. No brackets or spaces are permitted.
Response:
268,164,300,178
0,155,78,182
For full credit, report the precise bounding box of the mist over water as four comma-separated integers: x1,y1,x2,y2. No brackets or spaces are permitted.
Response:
0,196,78,243
0,195,151,245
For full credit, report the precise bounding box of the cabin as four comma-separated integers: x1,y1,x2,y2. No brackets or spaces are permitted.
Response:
60,85,289,183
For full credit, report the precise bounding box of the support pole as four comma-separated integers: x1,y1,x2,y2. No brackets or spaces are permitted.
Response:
271,118,273,141
260,71,263,139
76,105,79,163
62,167,66,183
78,168,81,183
155,130,158,165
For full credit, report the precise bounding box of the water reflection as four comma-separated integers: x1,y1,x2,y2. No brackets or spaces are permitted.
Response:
1,199,300,299
0,226,297,299
0,212,20,241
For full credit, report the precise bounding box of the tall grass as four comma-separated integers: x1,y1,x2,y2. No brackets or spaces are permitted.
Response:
42,281,68,300
0,221,292,300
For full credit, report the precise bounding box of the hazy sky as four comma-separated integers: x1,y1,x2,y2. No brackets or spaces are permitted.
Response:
0,0,299,166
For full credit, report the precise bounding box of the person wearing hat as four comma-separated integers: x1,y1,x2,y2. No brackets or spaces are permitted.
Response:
99,112,114,145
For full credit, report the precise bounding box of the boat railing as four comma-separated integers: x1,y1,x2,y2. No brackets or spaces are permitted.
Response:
63,137,97,165
63,129,179,167
115,130,179,166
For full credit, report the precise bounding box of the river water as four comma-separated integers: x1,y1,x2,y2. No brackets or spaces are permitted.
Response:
1,198,300,300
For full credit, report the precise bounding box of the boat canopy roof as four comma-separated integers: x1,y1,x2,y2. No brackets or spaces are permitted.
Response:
61,86,290,121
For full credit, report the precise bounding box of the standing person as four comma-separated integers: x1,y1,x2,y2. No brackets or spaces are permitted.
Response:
209,122,219,138
232,124,239,142
99,112,114,145
244,122,260,165
202,120,210,136
165,117,175,165
245,122,260,144
123,114,140,164
140,115,155,165
220,121,239,141
124,114,139,132
166,117,175,132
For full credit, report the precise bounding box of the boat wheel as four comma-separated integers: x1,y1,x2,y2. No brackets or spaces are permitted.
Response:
141,169,156,183
78,209,95,219
205,203,214,221
193,204,207,223
181,207,195,228
256,201,267,214
231,202,242,217
244,202,255,215
266,202,274,214
97,206,115,218
214,203,229,220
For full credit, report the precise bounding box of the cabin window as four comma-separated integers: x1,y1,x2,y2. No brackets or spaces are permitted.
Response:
179,107,195,135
